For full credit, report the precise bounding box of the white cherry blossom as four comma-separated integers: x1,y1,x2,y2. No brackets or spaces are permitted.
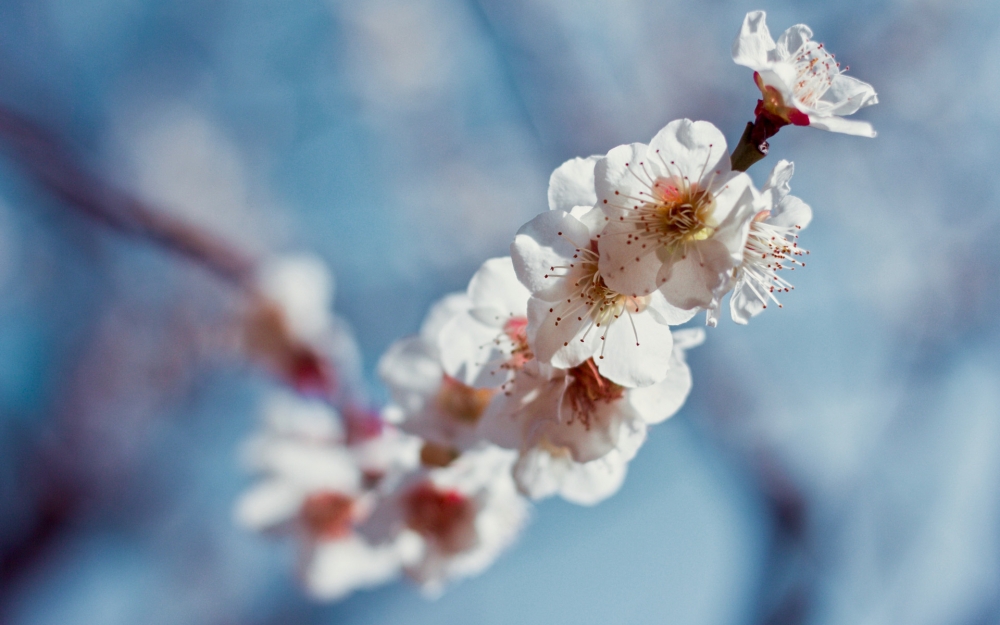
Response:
732,10,878,137
437,257,532,389
359,446,529,596
709,160,812,326
478,332,700,504
596,119,758,311
234,393,407,601
513,199,694,388
379,293,495,458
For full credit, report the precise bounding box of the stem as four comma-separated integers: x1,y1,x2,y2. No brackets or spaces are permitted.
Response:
0,106,257,286
730,121,769,172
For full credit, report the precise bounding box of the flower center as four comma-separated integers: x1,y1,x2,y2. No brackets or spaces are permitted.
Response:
564,358,624,429
300,491,355,540
436,376,494,424
404,482,477,554
501,316,533,370
740,212,808,309
551,242,649,331
754,72,811,127
790,40,838,107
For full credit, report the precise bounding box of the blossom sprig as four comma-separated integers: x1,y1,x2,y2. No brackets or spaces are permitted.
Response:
233,9,876,601
729,10,878,171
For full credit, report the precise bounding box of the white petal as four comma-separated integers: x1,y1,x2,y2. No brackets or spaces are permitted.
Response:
818,74,878,116
657,239,736,310
549,393,628,463
807,114,876,137
730,279,766,324
628,355,693,425
437,312,513,388
420,292,471,344
304,536,403,601
707,171,754,237
511,447,565,501
511,210,592,298
528,296,597,369
378,336,443,407
558,454,628,506
671,327,705,351
647,119,731,185
595,142,652,220
774,23,814,61
763,160,794,197
645,289,698,326
234,480,302,531
597,221,663,297
770,194,813,229
732,11,775,70
548,155,600,212
596,310,674,388
468,257,530,320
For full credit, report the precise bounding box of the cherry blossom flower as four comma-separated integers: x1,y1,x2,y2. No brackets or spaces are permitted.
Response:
379,293,495,459
243,254,362,396
596,119,759,311
360,446,529,595
708,160,813,326
513,156,696,387
234,393,408,601
479,331,700,503
436,257,532,389
732,10,878,138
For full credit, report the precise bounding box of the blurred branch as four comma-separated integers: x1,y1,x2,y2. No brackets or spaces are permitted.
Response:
0,105,257,286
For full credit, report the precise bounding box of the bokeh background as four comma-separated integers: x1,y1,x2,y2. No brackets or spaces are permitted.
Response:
1,0,998,623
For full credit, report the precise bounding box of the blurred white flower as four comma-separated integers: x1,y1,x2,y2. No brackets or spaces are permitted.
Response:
235,393,408,601
708,160,813,326
732,10,878,137
596,119,758,311
513,156,694,387
379,293,495,458
255,254,335,344
360,446,529,596
437,257,532,389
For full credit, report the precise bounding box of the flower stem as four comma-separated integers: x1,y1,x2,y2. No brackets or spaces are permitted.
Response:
730,121,769,172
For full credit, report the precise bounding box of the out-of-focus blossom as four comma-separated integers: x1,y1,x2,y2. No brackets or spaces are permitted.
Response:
513,156,693,386
437,257,532,389
360,446,529,596
597,119,758,311
235,392,408,601
380,294,494,459
732,10,878,137
243,254,340,394
708,160,812,326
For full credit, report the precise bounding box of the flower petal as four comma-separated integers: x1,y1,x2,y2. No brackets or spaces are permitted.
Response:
732,10,775,71
511,210,592,299
806,114,876,137
234,479,302,531
657,239,735,310
596,309,674,388
548,155,600,212
420,292,471,345
774,23,814,61
468,257,530,322
528,296,597,369
628,352,693,424
647,119,731,185
820,74,879,116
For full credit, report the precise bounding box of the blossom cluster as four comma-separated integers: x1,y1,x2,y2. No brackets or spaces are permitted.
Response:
234,11,876,601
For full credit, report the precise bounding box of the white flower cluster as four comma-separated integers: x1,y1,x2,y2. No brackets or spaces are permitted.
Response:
234,11,876,601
